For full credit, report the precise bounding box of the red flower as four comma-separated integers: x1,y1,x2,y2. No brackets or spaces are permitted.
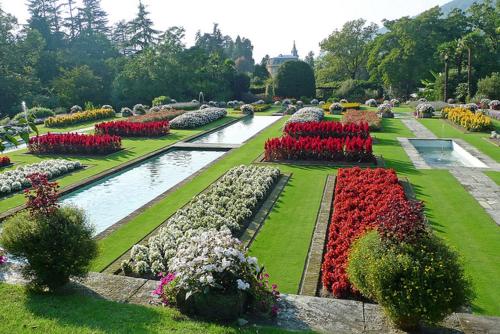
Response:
0,156,11,167
28,133,122,155
95,120,170,137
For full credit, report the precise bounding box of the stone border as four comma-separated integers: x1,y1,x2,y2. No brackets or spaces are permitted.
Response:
253,153,385,168
398,137,432,169
484,137,500,147
241,174,291,249
0,117,243,221
299,175,335,297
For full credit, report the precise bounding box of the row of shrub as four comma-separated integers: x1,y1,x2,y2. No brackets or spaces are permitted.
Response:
322,167,472,329
264,136,374,163
0,156,11,167
45,108,116,128
442,107,493,131
95,121,170,137
170,108,227,129
28,133,122,155
342,110,382,131
284,121,370,139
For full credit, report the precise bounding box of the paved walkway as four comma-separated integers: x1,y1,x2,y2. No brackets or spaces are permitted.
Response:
400,118,500,226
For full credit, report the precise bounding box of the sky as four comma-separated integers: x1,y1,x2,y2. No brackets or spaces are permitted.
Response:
1,0,451,61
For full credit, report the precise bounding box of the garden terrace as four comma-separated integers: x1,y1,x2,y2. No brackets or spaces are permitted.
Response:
95,121,170,137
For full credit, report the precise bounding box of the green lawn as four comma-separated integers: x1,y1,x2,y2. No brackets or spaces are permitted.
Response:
0,283,302,334
485,171,500,185
0,116,241,212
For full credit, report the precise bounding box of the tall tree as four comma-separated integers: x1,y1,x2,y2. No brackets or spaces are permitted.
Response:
112,20,132,55
77,0,109,35
305,51,315,68
320,19,378,81
128,1,159,51
63,0,78,39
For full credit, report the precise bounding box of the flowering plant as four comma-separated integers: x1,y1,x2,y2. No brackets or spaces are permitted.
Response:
342,110,381,131
286,107,324,125
123,165,280,277
127,109,185,123
170,108,227,129
45,108,115,128
29,133,122,155
365,99,377,107
415,103,434,119
0,156,11,167
24,173,60,216
329,103,343,114
0,248,6,266
0,159,81,195
322,167,425,298
390,99,400,107
240,104,254,115
442,107,492,131
95,121,169,137
489,100,500,110
284,121,370,139
121,108,133,117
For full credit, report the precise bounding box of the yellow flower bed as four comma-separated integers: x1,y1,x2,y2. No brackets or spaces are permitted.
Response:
45,108,116,128
442,107,492,132
322,102,361,112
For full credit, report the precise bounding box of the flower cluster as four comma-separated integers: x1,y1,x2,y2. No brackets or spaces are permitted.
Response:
123,165,280,277
70,105,82,113
0,248,6,266
133,104,147,115
29,133,122,155
121,108,133,117
329,103,343,114
0,156,11,167
45,108,115,128
342,110,381,131
286,107,324,125
0,159,81,195
170,108,227,129
264,136,374,163
390,99,400,107
365,99,377,107
285,105,297,115
486,109,500,120
321,167,424,298
95,121,169,137
126,109,185,122
240,104,254,115
415,103,435,118
284,121,370,139
442,107,492,131
489,100,500,110
377,103,394,118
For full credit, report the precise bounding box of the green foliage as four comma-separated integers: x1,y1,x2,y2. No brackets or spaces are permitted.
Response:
52,66,104,108
275,61,315,98
456,83,470,102
14,107,55,121
232,73,251,99
84,101,95,111
333,79,379,102
348,231,473,330
476,72,500,99
0,207,98,291
152,96,170,106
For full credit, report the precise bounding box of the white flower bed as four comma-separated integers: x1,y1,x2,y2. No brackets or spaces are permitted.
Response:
0,159,82,195
170,227,258,296
286,107,324,125
124,165,280,276
415,103,435,118
170,108,227,129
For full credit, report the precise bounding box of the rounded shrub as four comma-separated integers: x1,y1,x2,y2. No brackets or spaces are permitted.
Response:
365,99,377,107
101,105,114,110
415,103,435,118
348,231,473,330
14,107,55,121
121,107,133,117
286,105,297,115
275,61,316,98
240,104,254,115
70,105,82,113
340,99,348,104
378,103,394,118
133,104,147,115
329,103,343,115
489,100,500,110
0,206,98,291
390,99,400,107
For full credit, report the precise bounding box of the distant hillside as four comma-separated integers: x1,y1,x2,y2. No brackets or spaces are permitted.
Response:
440,0,485,15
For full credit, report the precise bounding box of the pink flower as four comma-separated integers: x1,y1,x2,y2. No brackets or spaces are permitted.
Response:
0,255,7,265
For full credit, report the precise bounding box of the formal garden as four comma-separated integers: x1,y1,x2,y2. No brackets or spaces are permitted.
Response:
0,0,499,333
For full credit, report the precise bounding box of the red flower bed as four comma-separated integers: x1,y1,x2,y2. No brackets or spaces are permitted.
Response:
284,121,370,139
95,120,169,137
321,167,425,298
0,156,11,167
342,110,381,131
264,136,374,162
28,133,121,155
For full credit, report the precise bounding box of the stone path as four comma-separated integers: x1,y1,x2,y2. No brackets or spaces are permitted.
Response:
400,118,500,226
449,168,500,226
401,119,437,138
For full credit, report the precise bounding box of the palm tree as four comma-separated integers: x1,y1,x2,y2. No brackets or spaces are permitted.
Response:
458,31,482,101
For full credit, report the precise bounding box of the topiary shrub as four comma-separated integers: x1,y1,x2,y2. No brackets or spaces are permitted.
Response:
275,61,316,98
348,230,473,330
70,105,82,113
121,107,133,117
329,103,343,115
133,104,147,115
240,104,254,115
415,103,435,118
365,99,377,107
377,103,394,118
340,99,348,104
101,105,114,110
310,99,319,105
0,174,98,291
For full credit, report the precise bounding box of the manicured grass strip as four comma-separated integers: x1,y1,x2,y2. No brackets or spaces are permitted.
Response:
484,171,500,186
419,118,500,162
0,117,240,212
0,283,299,334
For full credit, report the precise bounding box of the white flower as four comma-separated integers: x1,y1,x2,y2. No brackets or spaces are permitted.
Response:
170,108,227,129
286,107,324,125
237,279,250,291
